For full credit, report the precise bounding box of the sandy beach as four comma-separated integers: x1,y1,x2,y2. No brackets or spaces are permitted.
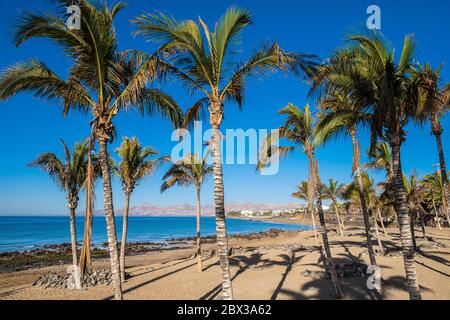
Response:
1,223,449,300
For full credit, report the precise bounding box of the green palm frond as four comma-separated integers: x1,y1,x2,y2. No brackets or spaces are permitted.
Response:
161,153,213,193
292,181,309,201
312,31,430,153
28,139,90,194
0,60,94,112
257,104,316,172
364,141,392,179
1,1,180,141
134,6,316,120
181,97,209,129
115,137,164,193
322,178,344,202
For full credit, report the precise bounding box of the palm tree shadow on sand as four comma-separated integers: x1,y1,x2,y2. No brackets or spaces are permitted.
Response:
102,234,440,300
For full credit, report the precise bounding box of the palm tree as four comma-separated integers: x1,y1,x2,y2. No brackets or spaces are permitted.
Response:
311,32,430,299
161,153,213,272
133,7,316,300
342,172,385,255
292,181,309,202
414,64,450,227
422,172,449,230
259,103,343,298
366,142,396,230
292,181,317,230
114,137,165,283
403,174,428,246
0,1,182,299
365,141,393,182
312,160,344,298
322,178,345,237
28,139,91,289
314,92,378,266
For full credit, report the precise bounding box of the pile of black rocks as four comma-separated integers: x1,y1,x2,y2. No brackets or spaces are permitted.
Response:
196,247,248,260
301,261,369,280
33,269,130,289
419,240,448,250
332,262,368,278
252,244,304,254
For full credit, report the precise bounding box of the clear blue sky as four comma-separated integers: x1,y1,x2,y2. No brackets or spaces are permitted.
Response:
0,0,449,215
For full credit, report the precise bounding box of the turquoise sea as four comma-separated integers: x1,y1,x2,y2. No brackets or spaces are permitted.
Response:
0,216,310,253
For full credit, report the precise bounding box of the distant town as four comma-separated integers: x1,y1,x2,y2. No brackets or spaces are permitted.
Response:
227,206,331,218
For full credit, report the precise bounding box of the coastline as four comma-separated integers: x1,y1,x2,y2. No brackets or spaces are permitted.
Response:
0,215,304,254
2,226,450,300
0,228,298,273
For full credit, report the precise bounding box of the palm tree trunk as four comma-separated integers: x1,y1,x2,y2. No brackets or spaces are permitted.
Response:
69,207,78,270
432,121,450,227
372,211,384,255
120,191,131,284
98,139,123,300
196,187,203,272
79,212,92,276
410,211,417,251
69,205,81,289
351,131,377,266
309,204,319,242
390,140,422,300
377,207,388,236
307,154,319,242
432,199,442,230
300,211,306,224
313,160,343,299
211,125,234,300
334,202,344,237
419,208,427,238
79,154,95,276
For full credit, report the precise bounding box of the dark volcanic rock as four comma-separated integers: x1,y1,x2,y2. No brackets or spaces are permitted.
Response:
33,269,131,289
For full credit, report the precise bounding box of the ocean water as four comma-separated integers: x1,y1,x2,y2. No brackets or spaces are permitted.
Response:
0,216,310,253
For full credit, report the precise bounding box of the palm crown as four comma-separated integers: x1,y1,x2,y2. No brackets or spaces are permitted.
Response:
133,7,316,128
364,141,392,176
291,181,309,202
422,172,447,205
258,103,317,171
342,172,378,210
115,137,165,194
28,139,91,205
312,32,440,150
161,154,213,192
322,178,344,203
0,0,181,141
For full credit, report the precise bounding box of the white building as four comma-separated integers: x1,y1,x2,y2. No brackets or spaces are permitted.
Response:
240,210,255,217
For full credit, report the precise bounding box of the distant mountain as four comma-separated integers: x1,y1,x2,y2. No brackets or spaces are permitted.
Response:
93,202,305,217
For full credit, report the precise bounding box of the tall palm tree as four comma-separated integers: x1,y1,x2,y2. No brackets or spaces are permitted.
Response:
322,178,345,237
0,1,181,299
314,93,377,266
366,142,396,229
414,64,450,227
311,160,344,298
115,137,166,283
403,174,428,247
342,172,385,255
133,7,316,300
28,139,91,289
311,32,431,299
259,103,343,298
422,172,449,229
161,153,213,272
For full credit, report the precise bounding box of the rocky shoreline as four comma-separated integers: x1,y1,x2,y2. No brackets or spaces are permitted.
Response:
0,228,297,273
